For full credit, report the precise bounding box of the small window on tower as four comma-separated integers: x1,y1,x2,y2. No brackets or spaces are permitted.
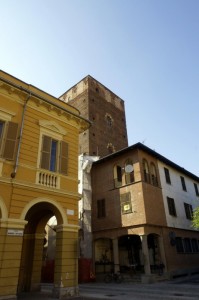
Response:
105,114,113,127
107,143,115,154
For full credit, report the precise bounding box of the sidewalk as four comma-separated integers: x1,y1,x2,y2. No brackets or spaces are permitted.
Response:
78,275,199,300
18,274,199,300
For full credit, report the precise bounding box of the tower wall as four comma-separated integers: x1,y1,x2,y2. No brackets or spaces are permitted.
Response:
60,76,128,157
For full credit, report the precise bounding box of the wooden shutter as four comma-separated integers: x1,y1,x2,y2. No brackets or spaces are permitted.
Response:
40,135,51,170
60,141,68,175
2,122,18,160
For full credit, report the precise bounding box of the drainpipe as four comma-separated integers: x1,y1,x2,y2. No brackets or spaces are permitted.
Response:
11,93,31,178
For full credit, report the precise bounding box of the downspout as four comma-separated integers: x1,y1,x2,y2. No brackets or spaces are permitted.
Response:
11,93,31,178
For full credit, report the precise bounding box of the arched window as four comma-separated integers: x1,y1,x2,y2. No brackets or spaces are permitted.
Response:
107,143,115,154
125,159,134,184
150,163,158,186
143,159,150,183
105,114,113,127
114,164,122,188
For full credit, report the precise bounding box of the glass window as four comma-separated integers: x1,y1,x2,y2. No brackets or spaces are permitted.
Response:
180,176,187,191
191,239,199,253
40,135,68,175
167,197,177,216
50,140,58,172
184,238,192,253
184,203,193,220
176,237,184,253
164,167,171,184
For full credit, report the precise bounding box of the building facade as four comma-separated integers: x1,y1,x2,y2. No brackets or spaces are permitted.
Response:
0,71,89,299
91,143,199,282
60,75,128,157
158,159,199,276
77,154,99,282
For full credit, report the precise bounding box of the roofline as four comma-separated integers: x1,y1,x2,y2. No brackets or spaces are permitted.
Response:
0,70,91,127
93,142,199,181
59,74,125,102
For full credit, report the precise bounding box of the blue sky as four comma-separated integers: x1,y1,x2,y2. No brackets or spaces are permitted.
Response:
1,0,199,175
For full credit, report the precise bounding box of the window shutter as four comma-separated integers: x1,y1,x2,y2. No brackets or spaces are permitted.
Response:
60,141,68,175
2,122,18,160
40,135,51,170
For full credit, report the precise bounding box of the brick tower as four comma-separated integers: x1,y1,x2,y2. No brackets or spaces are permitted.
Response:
60,75,128,157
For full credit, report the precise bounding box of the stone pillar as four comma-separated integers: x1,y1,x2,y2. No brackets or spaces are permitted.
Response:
112,238,120,273
53,224,79,298
0,219,27,300
140,235,151,275
158,235,167,272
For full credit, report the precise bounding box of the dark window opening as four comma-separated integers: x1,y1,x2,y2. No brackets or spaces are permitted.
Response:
194,183,199,196
184,238,192,253
176,237,184,253
143,159,150,183
180,176,187,191
184,203,193,220
97,199,106,218
191,239,199,252
151,163,158,187
167,197,177,216
164,167,171,184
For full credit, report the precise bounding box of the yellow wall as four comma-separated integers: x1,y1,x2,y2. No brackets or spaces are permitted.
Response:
0,70,89,299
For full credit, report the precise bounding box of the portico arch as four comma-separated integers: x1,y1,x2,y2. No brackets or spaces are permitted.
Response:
18,198,72,294
20,197,68,225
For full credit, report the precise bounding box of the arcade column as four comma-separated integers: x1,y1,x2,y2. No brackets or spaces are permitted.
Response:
53,224,79,298
0,219,27,300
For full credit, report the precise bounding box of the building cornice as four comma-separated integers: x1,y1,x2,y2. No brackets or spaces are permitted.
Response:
0,71,91,133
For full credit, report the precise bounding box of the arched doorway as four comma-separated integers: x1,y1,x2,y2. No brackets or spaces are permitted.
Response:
18,201,64,293
118,235,143,273
94,238,113,276
147,233,164,273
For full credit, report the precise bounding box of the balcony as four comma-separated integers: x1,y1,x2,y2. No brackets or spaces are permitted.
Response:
36,170,60,189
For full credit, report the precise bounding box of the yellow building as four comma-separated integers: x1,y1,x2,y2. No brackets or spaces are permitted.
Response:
0,71,90,299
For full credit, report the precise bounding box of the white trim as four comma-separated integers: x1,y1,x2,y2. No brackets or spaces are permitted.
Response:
0,108,15,121
39,120,66,136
